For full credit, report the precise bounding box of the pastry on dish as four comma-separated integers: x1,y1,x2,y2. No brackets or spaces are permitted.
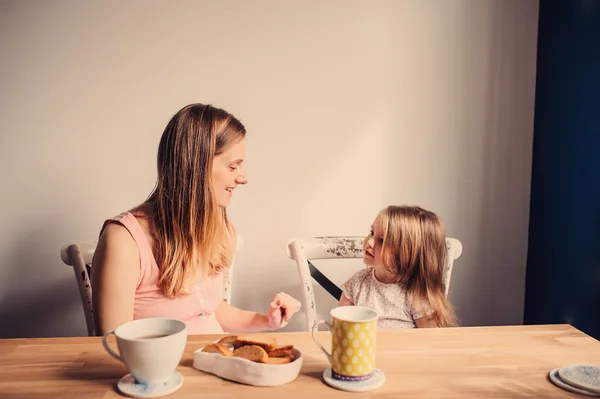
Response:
234,335,279,351
201,343,233,357
267,357,291,365
203,334,297,364
216,335,239,346
268,345,294,358
233,345,269,363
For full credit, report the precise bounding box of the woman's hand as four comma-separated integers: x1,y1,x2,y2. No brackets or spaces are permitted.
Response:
266,292,301,329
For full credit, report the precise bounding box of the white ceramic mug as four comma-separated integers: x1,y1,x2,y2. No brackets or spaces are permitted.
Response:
102,318,187,385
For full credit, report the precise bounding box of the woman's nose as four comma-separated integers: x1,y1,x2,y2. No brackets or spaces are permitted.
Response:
236,169,248,185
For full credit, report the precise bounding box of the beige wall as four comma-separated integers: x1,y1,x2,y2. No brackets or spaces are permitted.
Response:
0,0,539,337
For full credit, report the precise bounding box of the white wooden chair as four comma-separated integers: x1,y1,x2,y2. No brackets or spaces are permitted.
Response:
61,242,96,336
61,237,241,336
285,236,463,331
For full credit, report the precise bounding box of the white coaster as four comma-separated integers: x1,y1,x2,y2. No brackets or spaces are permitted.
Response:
559,365,600,394
549,368,600,397
323,368,385,392
117,371,184,398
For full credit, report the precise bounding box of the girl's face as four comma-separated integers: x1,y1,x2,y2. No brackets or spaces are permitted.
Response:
363,214,383,268
364,213,397,283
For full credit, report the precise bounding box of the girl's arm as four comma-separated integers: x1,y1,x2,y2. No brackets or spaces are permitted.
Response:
339,269,363,306
339,293,354,306
414,314,439,328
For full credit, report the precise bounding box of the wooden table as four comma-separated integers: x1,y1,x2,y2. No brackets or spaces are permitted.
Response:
1,324,600,398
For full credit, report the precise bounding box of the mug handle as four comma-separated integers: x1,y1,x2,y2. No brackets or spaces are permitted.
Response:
311,319,332,365
102,330,124,363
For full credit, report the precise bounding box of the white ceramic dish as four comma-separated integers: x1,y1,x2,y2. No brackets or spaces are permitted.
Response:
549,368,600,397
558,365,600,394
192,345,303,387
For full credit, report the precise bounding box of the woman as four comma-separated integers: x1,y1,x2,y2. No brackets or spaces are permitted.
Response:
91,103,300,335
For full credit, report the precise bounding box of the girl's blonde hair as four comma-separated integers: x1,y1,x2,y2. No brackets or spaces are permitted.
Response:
133,103,245,298
376,205,457,327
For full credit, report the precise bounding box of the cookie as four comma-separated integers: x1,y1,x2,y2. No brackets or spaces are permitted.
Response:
217,335,239,346
235,335,278,352
202,343,233,357
267,356,291,365
268,347,294,358
233,344,269,363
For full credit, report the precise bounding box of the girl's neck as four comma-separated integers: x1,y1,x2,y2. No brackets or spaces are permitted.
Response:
374,268,397,284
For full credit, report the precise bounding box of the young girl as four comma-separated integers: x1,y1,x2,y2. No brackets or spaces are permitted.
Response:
339,205,457,329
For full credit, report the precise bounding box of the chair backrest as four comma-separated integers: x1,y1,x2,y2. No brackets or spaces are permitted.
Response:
60,242,96,336
285,236,463,331
60,236,242,336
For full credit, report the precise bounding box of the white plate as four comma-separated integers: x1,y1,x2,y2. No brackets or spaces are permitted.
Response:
549,368,600,397
559,365,600,394
117,371,184,398
323,367,385,392
192,345,303,387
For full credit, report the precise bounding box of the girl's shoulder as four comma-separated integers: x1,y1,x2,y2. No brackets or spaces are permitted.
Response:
348,267,375,285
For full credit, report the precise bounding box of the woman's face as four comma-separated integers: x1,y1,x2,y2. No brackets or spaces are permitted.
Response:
211,138,248,207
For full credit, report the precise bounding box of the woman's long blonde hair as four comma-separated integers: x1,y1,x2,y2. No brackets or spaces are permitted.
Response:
377,205,457,327
133,103,245,298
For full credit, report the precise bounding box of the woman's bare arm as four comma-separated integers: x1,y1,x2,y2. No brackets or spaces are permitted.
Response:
215,301,271,333
91,223,140,335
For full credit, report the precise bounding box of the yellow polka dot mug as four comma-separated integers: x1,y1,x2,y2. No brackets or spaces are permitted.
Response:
312,306,378,381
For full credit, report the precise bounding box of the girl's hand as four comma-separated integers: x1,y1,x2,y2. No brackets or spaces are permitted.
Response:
267,292,301,329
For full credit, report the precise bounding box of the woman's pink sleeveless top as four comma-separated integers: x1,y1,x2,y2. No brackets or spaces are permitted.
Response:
99,212,225,334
